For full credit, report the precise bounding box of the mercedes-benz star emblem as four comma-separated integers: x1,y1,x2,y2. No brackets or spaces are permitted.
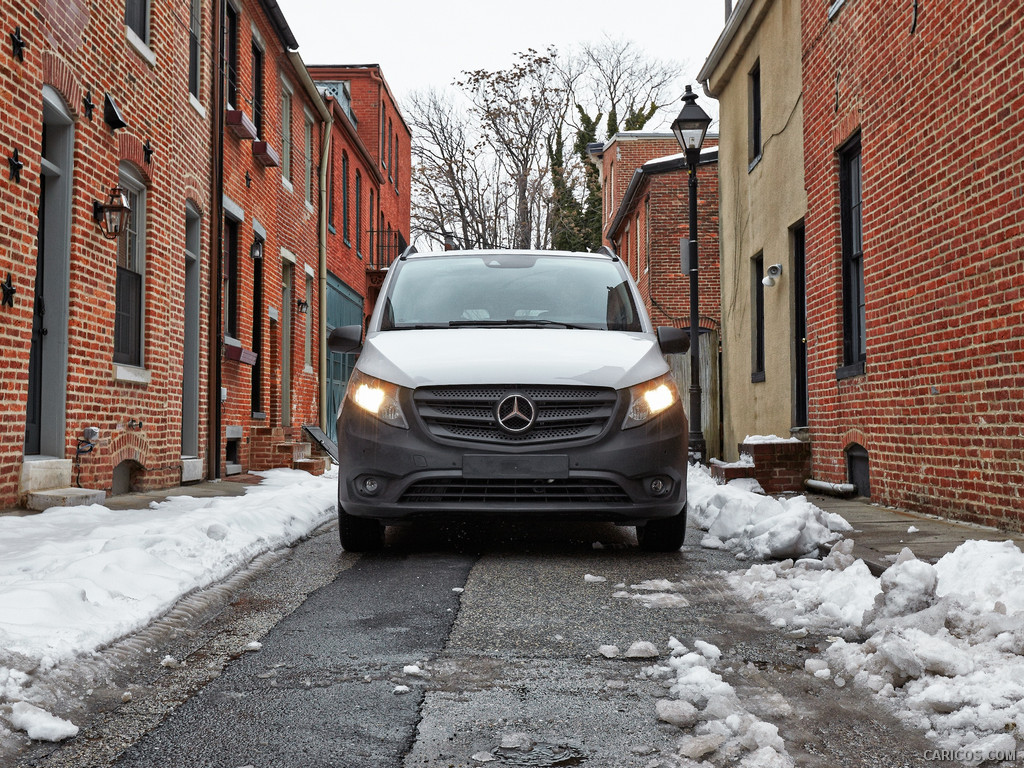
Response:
495,393,537,434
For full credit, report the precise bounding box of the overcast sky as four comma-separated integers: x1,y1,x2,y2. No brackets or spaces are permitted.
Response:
276,0,728,128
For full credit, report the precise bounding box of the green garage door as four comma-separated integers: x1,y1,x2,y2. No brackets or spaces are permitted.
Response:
326,274,364,443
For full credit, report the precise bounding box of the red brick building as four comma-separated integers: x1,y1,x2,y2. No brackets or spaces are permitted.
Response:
802,0,1024,527
589,132,722,455
0,0,214,508
308,65,412,442
212,1,328,478
0,0,410,510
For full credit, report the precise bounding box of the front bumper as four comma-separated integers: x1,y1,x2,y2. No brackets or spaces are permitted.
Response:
336,392,687,524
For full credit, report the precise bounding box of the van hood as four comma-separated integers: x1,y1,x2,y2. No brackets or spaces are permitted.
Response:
355,328,670,391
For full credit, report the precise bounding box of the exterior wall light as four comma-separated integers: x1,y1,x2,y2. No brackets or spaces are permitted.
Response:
93,185,131,240
250,238,263,260
296,298,309,314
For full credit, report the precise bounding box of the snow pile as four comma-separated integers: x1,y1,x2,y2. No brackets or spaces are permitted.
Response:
730,540,1024,762
688,464,851,561
0,468,336,743
653,637,794,767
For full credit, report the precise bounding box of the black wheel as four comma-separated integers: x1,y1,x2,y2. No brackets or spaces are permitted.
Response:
636,506,687,552
337,506,384,551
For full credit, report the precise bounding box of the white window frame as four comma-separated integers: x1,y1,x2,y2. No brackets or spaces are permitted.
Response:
113,163,151,382
281,78,294,189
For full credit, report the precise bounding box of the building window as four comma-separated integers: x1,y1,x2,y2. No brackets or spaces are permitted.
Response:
251,41,264,138
749,60,762,165
840,135,865,373
304,114,314,204
125,0,149,43
380,104,387,169
342,152,350,242
355,171,362,256
752,253,765,381
225,3,238,108
281,81,293,183
644,197,651,274
115,166,146,366
394,137,399,191
368,189,375,259
327,139,335,230
223,218,240,339
188,0,200,97
388,119,394,180
304,274,314,369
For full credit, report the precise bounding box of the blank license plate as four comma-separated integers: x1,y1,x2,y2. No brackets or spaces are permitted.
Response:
462,455,569,479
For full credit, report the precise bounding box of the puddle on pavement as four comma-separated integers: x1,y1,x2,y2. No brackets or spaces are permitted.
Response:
488,741,585,766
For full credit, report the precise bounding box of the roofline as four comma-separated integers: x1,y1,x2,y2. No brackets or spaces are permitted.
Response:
258,0,299,51
606,149,719,240
697,0,759,98
306,64,411,136
323,93,384,184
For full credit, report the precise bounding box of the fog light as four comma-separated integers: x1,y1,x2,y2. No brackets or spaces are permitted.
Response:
648,477,671,497
358,476,381,496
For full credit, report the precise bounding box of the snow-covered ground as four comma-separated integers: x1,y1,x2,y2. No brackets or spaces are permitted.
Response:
0,468,337,745
687,464,1023,767
0,463,1021,766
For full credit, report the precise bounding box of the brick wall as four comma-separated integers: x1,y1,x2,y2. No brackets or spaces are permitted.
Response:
0,0,213,503
802,0,1024,529
598,133,721,332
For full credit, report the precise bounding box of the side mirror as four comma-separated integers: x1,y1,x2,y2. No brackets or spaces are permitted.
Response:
327,325,363,354
656,326,690,355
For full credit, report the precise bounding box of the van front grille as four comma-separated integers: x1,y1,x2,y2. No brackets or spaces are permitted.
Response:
413,385,617,445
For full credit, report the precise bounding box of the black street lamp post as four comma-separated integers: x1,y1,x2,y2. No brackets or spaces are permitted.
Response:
671,85,712,464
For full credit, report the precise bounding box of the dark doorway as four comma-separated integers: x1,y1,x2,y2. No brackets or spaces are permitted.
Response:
793,225,808,428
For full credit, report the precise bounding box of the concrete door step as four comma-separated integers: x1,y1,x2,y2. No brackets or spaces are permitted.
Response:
25,487,107,511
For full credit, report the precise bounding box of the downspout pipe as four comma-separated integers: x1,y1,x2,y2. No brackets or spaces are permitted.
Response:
208,0,225,481
318,100,334,432
805,478,858,496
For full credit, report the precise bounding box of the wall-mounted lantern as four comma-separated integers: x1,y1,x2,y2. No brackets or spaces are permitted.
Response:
93,185,131,240
296,298,309,314
250,238,263,260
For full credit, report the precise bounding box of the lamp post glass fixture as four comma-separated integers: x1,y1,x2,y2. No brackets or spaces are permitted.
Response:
671,85,712,463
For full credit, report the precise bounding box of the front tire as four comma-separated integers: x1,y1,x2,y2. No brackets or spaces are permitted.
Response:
338,506,384,551
636,506,687,552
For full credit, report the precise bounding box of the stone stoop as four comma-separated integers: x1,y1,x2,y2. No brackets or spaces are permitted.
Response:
19,458,106,511
249,426,327,475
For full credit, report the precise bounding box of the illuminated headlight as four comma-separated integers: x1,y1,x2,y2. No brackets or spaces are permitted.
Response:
623,374,679,429
344,370,409,429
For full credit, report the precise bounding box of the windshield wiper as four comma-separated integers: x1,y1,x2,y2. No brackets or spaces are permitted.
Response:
447,319,598,330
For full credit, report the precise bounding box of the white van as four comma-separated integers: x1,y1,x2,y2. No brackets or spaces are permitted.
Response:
327,248,689,552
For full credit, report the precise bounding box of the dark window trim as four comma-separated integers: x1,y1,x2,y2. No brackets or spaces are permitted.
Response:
748,60,762,168
187,0,200,97
251,40,264,138
225,3,239,108
752,252,765,380
125,0,149,44
839,133,866,372
341,152,350,244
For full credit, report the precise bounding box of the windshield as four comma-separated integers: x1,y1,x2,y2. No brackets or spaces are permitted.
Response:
379,253,645,332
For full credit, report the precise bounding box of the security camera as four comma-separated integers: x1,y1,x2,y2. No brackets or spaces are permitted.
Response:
82,426,100,442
